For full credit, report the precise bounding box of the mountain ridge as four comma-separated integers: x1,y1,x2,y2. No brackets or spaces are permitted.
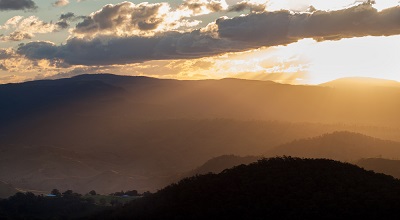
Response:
320,77,400,88
268,131,400,161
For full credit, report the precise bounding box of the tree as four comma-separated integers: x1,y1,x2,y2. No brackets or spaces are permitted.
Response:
89,190,97,196
142,191,152,197
112,191,125,196
51,189,61,197
62,190,73,197
125,190,138,196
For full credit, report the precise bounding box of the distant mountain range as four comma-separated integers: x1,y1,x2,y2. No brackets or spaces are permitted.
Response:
182,155,262,178
180,132,400,180
320,77,400,88
2,74,400,127
268,131,400,161
1,74,400,194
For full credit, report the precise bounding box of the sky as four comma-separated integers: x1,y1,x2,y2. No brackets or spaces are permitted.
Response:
1,0,400,84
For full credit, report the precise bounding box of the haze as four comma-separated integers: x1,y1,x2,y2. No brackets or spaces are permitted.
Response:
2,0,400,219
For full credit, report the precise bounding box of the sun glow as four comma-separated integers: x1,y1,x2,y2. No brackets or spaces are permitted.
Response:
110,35,400,85
300,35,400,84
169,35,400,85
224,35,400,85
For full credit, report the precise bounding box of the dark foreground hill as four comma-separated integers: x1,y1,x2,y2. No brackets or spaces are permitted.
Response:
92,157,400,219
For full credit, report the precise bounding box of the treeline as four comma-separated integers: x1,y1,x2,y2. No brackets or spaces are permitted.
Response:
0,191,103,219
0,188,146,219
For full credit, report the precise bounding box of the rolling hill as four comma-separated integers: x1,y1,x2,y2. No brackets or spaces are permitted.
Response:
0,121,364,194
2,74,400,131
181,133,400,181
268,131,400,162
92,157,400,219
182,155,262,177
1,74,400,193
320,77,400,89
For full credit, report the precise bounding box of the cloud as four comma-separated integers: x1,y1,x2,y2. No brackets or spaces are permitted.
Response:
60,12,76,20
0,64,7,71
0,15,78,42
217,3,400,44
0,16,58,42
53,0,69,7
17,30,245,65
0,48,16,60
74,2,169,37
0,46,70,82
16,3,400,66
0,0,37,11
73,1,227,38
55,12,85,29
227,1,266,13
1,31,33,41
0,16,24,30
178,0,228,15
74,2,168,37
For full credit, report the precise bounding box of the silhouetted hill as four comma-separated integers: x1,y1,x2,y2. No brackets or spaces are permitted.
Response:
0,181,18,199
183,155,261,177
92,157,400,219
357,158,400,179
269,131,400,161
320,77,400,89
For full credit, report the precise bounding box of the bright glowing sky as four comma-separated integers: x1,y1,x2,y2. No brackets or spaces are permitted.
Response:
0,0,400,84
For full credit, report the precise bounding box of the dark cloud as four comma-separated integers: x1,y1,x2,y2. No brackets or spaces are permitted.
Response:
60,12,76,20
0,49,16,60
17,31,244,65
0,0,37,11
55,13,85,30
0,64,7,71
55,21,69,29
180,0,226,14
16,3,400,66
17,42,59,60
217,10,292,45
218,3,400,44
227,1,265,13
